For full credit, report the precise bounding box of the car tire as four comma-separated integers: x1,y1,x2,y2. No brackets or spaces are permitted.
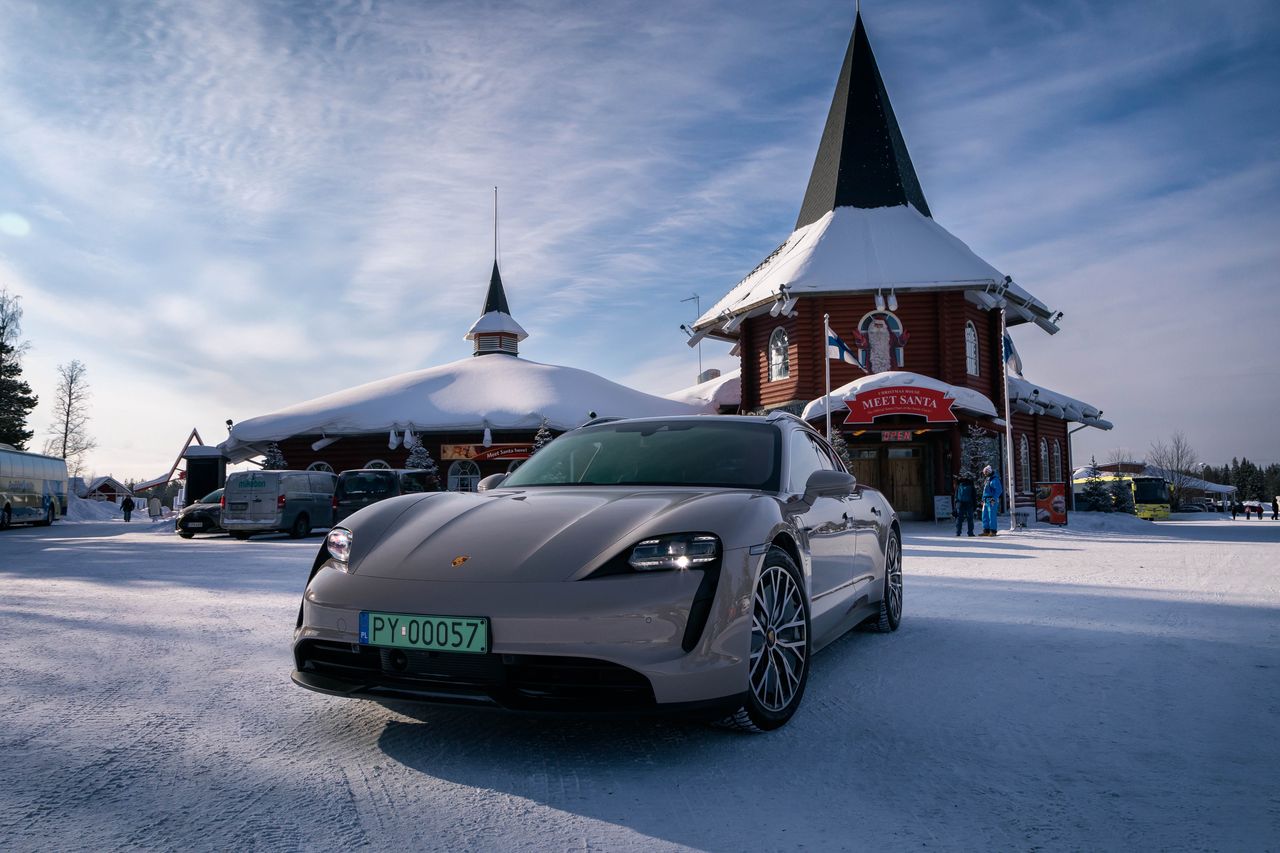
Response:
39,505,55,527
719,545,811,733
867,528,903,633
179,532,195,539
0,505,10,530
289,513,310,539
231,531,252,540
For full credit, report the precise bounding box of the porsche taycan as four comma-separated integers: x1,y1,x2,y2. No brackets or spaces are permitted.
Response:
291,412,902,731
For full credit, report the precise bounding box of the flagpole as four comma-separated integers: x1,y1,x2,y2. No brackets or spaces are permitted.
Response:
1001,307,1017,530
824,314,833,441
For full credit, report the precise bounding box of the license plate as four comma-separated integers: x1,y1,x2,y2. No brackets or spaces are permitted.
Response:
188,521,204,529
230,502,248,511
359,611,489,654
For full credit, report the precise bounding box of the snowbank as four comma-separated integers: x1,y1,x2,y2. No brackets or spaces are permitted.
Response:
1028,510,1158,533
64,494,122,522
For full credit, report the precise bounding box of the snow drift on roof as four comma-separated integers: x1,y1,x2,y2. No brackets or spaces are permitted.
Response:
694,206,1053,330
1009,376,1111,429
664,369,741,413
221,355,700,454
801,371,999,422
465,310,528,341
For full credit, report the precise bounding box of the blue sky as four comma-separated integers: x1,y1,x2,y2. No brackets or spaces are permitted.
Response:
1,0,1277,480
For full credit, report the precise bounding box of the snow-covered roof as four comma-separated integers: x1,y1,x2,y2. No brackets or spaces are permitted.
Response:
1143,467,1237,494
664,369,741,413
691,206,1059,338
1009,376,1111,429
465,310,528,341
801,370,999,422
221,355,700,461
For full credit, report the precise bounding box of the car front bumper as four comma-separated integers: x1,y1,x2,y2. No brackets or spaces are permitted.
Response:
292,551,756,710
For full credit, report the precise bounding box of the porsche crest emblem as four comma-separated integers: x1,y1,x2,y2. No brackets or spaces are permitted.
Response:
451,555,470,567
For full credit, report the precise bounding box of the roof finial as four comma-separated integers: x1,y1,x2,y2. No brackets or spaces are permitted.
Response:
856,0,861,15
493,186,499,263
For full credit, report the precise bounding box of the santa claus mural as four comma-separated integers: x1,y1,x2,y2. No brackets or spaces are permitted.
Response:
850,310,909,373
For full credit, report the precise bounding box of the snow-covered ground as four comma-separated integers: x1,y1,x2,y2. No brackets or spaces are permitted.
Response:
1,517,1277,851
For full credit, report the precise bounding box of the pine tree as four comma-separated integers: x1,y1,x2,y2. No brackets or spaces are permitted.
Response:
1108,477,1135,514
531,417,555,455
405,440,441,490
262,443,288,470
1079,457,1111,512
959,424,993,478
828,429,854,471
0,289,38,449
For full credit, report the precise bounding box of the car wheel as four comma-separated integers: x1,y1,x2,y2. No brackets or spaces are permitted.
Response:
39,505,55,527
0,505,10,530
231,531,252,540
720,545,810,733
289,513,310,539
868,528,903,633
179,532,195,539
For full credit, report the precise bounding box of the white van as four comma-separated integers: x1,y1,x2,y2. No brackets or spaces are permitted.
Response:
221,470,337,539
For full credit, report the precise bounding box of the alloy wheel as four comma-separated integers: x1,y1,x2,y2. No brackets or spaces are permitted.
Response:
749,564,808,713
886,534,902,623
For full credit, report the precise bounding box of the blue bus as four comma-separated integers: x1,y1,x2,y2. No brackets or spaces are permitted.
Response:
0,444,69,528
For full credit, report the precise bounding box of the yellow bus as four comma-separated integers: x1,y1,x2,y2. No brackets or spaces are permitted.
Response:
0,444,69,528
1071,471,1171,520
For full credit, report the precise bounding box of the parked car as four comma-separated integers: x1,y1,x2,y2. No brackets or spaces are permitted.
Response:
222,470,337,539
292,413,902,731
175,488,224,538
333,468,440,525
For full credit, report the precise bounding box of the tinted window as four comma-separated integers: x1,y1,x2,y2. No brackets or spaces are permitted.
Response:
503,420,781,491
337,471,397,499
399,471,434,493
787,432,834,492
199,489,223,504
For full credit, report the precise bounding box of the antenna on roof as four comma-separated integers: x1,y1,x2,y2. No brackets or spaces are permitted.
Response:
493,186,499,264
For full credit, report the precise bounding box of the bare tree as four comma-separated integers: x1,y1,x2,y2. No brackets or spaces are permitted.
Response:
1105,447,1137,472
1147,431,1200,510
45,359,97,479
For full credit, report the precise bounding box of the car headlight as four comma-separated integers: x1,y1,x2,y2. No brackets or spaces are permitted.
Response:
326,528,353,568
628,534,719,571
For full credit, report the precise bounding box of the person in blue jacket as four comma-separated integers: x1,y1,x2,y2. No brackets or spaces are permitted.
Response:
980,465,1002,536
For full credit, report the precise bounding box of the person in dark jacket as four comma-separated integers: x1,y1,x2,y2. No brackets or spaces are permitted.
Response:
121,495,136,522
1272,497,1278,520
1231,501,1239,520
954,473,977,537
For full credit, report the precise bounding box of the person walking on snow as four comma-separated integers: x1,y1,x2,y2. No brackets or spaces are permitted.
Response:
980,465,1002,536
954,473,976,537
121,495,135,522
1271,497,1278,520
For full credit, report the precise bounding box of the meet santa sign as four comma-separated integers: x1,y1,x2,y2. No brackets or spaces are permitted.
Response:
845,386,957,423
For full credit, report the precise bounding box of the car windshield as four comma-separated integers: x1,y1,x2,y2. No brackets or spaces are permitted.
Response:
199,489,222,504
337,471,397,498
501,419,781,490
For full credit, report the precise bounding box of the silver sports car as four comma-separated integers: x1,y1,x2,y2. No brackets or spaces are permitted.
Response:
292,412,902,731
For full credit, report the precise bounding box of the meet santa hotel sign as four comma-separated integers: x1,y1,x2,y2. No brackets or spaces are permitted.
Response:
688,10,1109,520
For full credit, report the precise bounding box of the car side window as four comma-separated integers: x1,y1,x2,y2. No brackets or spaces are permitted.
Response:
787,431,834,492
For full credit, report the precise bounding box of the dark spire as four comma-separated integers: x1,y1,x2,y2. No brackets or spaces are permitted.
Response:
482,260,511,315
794,12,931,230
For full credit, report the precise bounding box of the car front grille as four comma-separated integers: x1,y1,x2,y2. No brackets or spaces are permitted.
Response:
295,639,655,710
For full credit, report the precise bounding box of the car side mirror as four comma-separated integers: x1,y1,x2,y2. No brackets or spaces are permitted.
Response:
476,473,508,492
784,469,857,515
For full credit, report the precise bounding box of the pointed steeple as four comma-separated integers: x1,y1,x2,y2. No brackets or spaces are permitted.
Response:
483,260,511,315
794,12,931,230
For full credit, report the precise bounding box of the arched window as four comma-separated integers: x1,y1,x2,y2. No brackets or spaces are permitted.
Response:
1019,435,1031,494
1052,440,1063,482
506,460,524,473
768,327,790,381
448,460,481,492
965,322,980,376
306,461,334,473
364,459,391,470
1039,438,1049,482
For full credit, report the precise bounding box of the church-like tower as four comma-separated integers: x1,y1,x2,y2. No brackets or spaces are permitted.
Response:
465,260,528,356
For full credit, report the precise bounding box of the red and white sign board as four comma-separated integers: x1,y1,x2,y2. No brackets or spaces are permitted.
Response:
845,386,957,424
440,444,533,461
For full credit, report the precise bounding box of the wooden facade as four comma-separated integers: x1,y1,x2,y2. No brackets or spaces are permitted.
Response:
738,291,1072,518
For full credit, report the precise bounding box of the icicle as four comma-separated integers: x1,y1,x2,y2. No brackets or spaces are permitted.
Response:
388,429,401,450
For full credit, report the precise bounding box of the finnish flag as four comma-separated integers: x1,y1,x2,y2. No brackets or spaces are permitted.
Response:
827,330,859,365
1003,331,1024,377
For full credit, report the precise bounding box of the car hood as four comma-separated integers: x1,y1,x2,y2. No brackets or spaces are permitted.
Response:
346,487,768,582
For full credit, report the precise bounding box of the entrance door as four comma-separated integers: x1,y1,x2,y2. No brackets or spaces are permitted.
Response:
848,449,879,489
885,447,925,518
